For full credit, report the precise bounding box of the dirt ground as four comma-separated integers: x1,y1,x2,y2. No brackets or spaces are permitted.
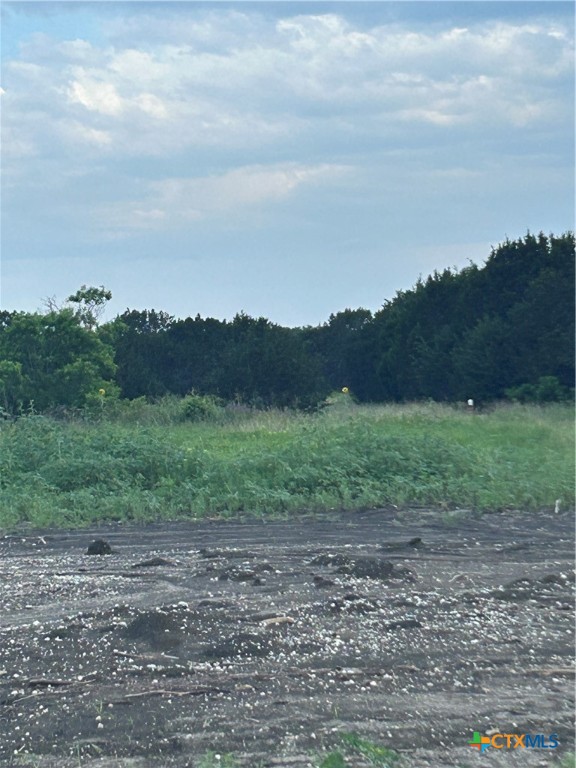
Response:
0,507,574,767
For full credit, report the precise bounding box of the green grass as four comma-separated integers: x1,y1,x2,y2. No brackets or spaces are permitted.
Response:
0,399,573,529
320,732,401,766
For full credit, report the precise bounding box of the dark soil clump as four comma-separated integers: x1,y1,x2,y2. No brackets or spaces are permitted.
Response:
86,538,113,555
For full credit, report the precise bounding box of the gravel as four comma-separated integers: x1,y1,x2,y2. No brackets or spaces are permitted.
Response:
0,507,573,767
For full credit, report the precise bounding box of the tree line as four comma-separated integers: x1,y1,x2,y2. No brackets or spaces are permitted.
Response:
0,232,573,415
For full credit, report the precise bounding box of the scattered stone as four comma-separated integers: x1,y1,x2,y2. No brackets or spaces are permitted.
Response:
311,553,389,578
125,610,183,651
0,508,572,766
86,538,113,555
197,598,235,609
313,574,335,588
198,547,221,559
386,618,422,631
393,598,418,608
218,568,256,582
200,547,258,559
26,677,76,688
310,553,353,568
379,537,424,551
310,552,413,581
336,556,394,580
541,572,574,585
536,667,576,677
327,594,380,615
489,572,574,602
218,563,274,583
260,616,294,627
249,610,286,622
203,632,274,659
132,557,174,568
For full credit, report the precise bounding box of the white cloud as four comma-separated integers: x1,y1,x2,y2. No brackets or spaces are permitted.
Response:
67,78,124,115
98,162,350,234
63,120,113,146
3,9,572,167
67,72,169,120
56,38,97,62
134,93,168,119
153,163,347,210
2,6,572,253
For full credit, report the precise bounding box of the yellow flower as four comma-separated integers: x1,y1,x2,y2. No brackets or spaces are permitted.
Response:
341,387,349,394
98,388,106,396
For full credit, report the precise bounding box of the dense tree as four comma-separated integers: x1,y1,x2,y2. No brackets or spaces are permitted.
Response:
304,308,372,391
335,231,574,403
216,313,328,408
166,314,228,396
106,310,175,399
0,309,116,413
2,233,572,412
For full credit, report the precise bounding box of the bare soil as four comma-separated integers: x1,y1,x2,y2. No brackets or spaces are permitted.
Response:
0,507,574,767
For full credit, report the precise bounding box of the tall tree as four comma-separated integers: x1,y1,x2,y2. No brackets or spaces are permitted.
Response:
66,285,112,330
0,309,116,412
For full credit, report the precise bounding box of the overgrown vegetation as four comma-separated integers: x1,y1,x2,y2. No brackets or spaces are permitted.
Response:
0,398,572,529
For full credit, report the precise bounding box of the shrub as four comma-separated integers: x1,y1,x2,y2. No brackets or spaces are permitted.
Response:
505,375,573,403
182,392,224,422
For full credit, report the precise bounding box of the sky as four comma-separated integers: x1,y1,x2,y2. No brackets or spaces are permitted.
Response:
1,1,574,327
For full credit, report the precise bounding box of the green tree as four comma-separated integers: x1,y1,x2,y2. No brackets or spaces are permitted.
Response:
67,285,112,330
304,308,372,391
217,313,328,408
107,310,175,399
0,360,25,414
0,309,116,413
350,231,574,403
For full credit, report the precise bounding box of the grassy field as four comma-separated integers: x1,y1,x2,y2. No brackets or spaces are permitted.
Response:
0,397,573,529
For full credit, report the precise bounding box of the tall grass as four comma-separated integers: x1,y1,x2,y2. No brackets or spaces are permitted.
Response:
0,399,573,529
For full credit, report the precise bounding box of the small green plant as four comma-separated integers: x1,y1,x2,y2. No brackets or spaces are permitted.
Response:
319,753,347,768
340,732,401,765
316,733,401,767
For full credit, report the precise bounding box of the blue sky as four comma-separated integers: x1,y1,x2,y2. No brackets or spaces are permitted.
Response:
1,1,574,327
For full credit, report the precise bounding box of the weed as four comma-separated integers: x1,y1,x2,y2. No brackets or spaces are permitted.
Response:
315,732,402,767
319,753,347,768
0,402,573,528
339,732,401,765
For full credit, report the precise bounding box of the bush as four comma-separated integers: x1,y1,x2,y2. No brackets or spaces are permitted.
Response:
182,392,224,422
505,375,573,403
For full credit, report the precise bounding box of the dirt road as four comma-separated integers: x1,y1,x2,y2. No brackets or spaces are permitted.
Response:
0,507,574,767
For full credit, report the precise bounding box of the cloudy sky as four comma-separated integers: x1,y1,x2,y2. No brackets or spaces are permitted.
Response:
1,1,574,327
